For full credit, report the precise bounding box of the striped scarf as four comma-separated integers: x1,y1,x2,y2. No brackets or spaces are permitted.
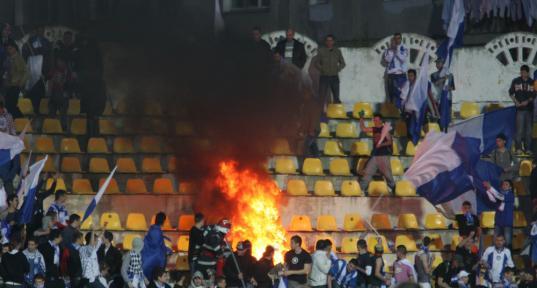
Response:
127,251,144,279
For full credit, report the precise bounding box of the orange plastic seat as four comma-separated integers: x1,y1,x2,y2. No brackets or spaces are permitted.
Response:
73,179,93,194
87,138,109,153
175,254,190,271
142,157,163,173
302,158,324,176
60,138,81,153
153,178,175,194
316,215,338,231
100,212,122,230
126,179,148,194
61,157,82,173
140,136,162,153
42,118,63,133
45,177,67,192
89,158,110,173
178,215,195,231
117,158,138,173
288,215,312,231
343,214,366,231
99,119,118,135
371,213,392,230
177,235,190,251
70,118,87,135
15,118,32,133
36,155,56,172
397,213,419,229
424,213,448,229
99,178,120,194
313,180,336,196
287,179,309,196
126,213,148,231
35,136,56,153
113,137,135,153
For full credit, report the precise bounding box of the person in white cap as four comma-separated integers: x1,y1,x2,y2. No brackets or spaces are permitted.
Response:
457,270,470,288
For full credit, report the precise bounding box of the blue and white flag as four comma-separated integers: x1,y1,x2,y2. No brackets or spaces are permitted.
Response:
19,156,48,224
405,52,430,144
82,166,117,222
449,106,516,154
0,132,24,166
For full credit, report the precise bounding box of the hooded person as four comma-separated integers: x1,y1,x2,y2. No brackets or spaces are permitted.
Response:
122,237,147,288
141,212,172,279
188,271,205,288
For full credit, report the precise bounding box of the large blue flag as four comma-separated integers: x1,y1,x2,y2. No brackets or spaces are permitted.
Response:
449,106,516,154
405,52,430,144
82,166,117,222
19,156,48,224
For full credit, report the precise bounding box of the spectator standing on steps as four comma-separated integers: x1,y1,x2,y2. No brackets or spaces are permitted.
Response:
275,28,307,70
22,26,51,115
382,33,408,108
484,180,515,248
316,34,345,109
3,42,27,118
281,235,312,288
0,101,15,135
509,64,535,155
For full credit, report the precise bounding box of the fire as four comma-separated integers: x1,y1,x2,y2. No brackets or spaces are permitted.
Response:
215,160,288,263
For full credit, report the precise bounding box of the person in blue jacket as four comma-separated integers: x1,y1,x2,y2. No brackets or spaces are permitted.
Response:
141,212,171,278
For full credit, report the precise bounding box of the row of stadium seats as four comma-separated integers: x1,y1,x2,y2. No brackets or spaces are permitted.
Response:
30,136,172,154
45,176,184,194
287,211,528,232
81,212,195,231
325,102,502,120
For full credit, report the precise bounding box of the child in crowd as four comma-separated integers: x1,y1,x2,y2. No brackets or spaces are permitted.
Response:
189,272,204,288
33,274,46,288
457,270,470,288
502,267,518,288
215,276,226,288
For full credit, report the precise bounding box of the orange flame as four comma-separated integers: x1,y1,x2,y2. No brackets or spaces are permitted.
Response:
215,160,288,263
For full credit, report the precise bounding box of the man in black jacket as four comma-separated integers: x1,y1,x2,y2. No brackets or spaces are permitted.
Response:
275,28,307,69
1,236,29,288
188,213,204,271
38,229,64,288
97,231,123,288
68,231,83,288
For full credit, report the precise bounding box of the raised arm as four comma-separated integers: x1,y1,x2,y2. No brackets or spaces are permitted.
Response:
359,118,372,133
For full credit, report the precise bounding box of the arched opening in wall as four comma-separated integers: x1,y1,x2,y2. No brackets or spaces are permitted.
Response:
409,48,419,64
522,47,531,62
508,47,518,62
496,51,508,66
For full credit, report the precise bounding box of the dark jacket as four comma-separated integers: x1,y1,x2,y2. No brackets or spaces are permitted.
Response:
275,39,307,69
254,257,274,288
1,250,29,284
188,226,204,263
97,244,123,275
67,246,82,279
224,253,257,287
147,281,171,288
39,241,61,279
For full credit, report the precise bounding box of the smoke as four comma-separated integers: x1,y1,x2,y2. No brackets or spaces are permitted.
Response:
112,29,320,222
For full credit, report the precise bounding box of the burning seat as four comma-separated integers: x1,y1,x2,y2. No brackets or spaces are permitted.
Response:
329,158,352,176
313,180,335,196
60,138,81,153
126,213,148,231
395,180,416,197
302,158,324,176
340,180,362,196
424,213,448,229
113,137,135,153
397,213,419,230
343,213,366,231
88,137,109,153
316,215,338,231
395,234,417,251
286,179,309,196
288,215,312,231
371,213,392,230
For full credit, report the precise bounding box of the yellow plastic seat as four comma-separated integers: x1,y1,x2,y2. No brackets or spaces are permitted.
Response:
323,140,346,156
481,211,495,228
42,118,63,134
117,158,137,173
35,136,56,153
314,180,335,196
352,102,373,118
356,158,368,173
519,160,532,176
60,138,81,153
39,99,49,114
122,234,143,250
287,179,309,196
329,158,352,176
397,214,419,229
142,157,163,173
395,180,416,197
326,104,348,119
272,139,292,155
150,214,174,230
368,181,389,196
126,213,148,231
70,118,86,135
371,213,392,230
394,120,407,137
513,180,527,196
395,235,417,252
178,215,195,231
177,235,190,251
89,158,110,173
335,123,358,138
45,177,67,192
316,215,338,231
61,157,82,173
67,99,81,115
274,157,297,174
175,254,190,271
100,212,122,230
88,138,109,153
451,235,461,249
514,211,527,227
343,213,366,231
366,234,391,253
73,179,93,194
424,213,448,229
426,234,444,251
350,141,371,156
99,119,118,135
140,136,162,153
113,137,135,153
153,178,175,194
380,102,399,118
15,118,32,133
341,237,358,253
126,179,148,194
18,98,34,115
99,178,120,194
36,155,56,172
392,141,400,155
460,101,480,119
422,123,440,135
302,158,324,175
288,215,312,231
341,180,362,196
405,141,417,156
391,158,403,176
80,212,94,230
319,122,331,137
